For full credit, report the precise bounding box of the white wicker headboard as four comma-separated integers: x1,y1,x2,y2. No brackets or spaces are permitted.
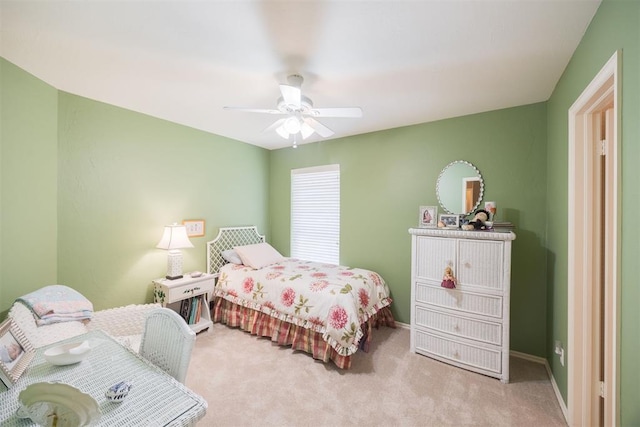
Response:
206,226,265,276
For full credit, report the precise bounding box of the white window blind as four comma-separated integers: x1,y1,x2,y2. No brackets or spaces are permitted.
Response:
290,164,340,264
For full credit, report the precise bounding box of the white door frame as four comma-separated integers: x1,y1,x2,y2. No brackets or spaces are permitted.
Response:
461,177,481,213
567,51,620,426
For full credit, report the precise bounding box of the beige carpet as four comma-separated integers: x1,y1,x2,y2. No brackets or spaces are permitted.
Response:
185,323,566,427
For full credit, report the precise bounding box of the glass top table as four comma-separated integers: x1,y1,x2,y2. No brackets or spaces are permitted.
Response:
0,330,207,426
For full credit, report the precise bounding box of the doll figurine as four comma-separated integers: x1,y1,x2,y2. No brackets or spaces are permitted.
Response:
462,208,491,231
441,266,456,289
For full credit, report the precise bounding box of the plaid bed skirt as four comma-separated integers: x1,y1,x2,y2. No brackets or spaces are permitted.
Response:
212,297,395,369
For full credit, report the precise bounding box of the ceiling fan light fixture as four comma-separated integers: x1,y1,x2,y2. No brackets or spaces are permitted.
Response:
283,116,302,134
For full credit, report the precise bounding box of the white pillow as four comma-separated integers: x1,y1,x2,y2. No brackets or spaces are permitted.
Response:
221,249,243,265
234,242,285,269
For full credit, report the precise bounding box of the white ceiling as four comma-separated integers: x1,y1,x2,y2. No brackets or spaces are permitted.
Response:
1,1,601,150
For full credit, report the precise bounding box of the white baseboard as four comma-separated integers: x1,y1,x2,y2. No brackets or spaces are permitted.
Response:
510,350,568,423
510,350,546,364
394,321,410,330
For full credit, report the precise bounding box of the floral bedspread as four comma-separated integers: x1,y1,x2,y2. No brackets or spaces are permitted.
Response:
216,259,393,356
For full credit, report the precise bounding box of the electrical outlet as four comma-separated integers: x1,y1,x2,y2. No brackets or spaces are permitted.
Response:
554,340,565,366
554,340,562,354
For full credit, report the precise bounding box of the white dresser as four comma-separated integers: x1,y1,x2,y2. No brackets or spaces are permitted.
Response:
409,227,516,383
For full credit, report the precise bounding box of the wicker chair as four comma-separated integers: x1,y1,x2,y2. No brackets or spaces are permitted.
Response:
139,308,196,384
8,301,160,352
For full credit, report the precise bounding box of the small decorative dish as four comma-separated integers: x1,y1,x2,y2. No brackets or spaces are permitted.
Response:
17,382,100,426
105,381,132,403
43,340,91,366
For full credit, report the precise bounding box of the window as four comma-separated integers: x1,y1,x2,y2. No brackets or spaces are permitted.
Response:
290,165,340,264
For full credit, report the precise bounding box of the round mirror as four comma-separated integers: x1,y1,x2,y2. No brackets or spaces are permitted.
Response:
436,160,484,215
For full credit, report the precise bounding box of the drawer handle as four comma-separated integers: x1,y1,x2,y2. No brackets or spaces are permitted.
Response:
183,286,201,295
453,349,460,359
453,323,460,331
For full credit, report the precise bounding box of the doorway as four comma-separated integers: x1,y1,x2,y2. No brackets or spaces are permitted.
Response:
462,178,481,213
567,51,620,426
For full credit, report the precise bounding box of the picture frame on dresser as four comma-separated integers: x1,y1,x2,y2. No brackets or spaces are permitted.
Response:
439,213,459,229
0,319,34,388
418,206,438,228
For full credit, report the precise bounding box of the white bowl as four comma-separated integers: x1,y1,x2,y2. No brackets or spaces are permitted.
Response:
44,340,91,366
17,382,100,426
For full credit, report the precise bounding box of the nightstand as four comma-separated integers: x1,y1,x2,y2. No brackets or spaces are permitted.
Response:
152,273,214,333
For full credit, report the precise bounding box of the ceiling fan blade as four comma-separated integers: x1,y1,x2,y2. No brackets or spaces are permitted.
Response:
310,107,363,118
304,117,334,138
263,118,287,133
223,106,283,115
279,84,301,108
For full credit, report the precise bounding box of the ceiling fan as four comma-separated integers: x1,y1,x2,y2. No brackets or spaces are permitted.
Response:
224,74,362,145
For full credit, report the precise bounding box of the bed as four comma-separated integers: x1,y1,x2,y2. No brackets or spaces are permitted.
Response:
206,226,395,369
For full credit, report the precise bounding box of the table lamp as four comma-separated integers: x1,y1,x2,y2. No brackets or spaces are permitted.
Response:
156,223,194,280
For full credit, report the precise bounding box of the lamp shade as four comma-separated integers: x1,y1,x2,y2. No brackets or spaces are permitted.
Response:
156,224,194,250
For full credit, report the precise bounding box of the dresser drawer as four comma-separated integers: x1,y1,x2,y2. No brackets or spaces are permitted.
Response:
414,305,502,345
415,281,503,319
166,278,214,302
414,329,502,374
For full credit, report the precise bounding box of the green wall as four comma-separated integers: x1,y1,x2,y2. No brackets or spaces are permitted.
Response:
0,59,58,316
57,94,271,310
546,0,639,423
269,103,548,356
0,59,270,314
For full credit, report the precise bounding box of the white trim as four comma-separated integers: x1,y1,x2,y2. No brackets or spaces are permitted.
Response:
510,351,569,423
394,321,410,330
510,350,546,364
567,50,620,427
546,359,570,423
291,164,339,175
